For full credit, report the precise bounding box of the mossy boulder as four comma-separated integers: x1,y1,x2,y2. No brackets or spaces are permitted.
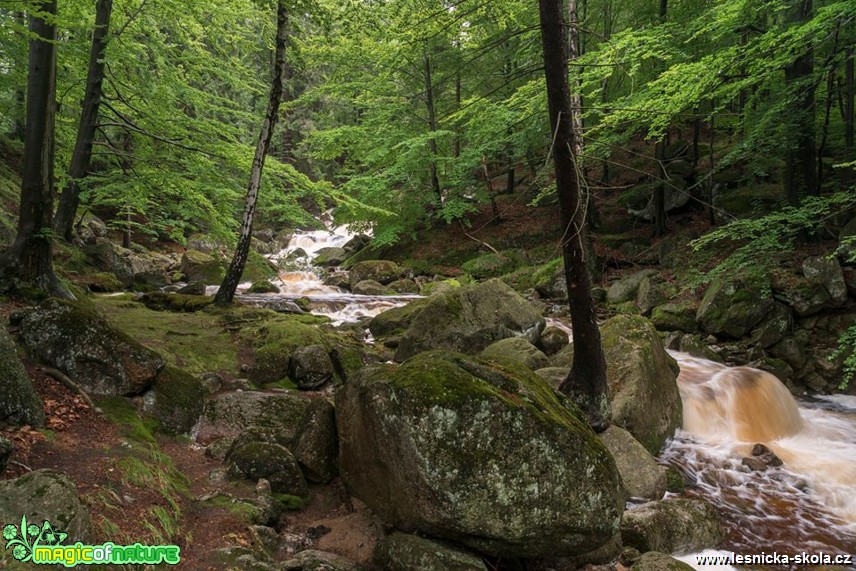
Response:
803,255,848,305
481,337,550,371
460,250,525,280
247,317,328,384
388,278,420,294
696,275,774,337
0,325,45,427
292,399,338,484
314,247,348,267
369,298,431,338
631,552,696,571
535,326,569,356
777,277,831,317
748,302,793,348
288,344,335,390
535,367,569,390
598,426,666,501
621,498,724,554
349,260,405,287
636,275,677,316
336,351,623,558
84,238,134,285
607,270,660,304
20,299,165,396
243,249,277,282
227,442,309,497
282,550,359,571
248,280,280,294
181,249,224,284
375,532,487,571
650,302,698,333
143,366,208,435
127,250,174,289
395,279,545,362
140,292,212,312
0,470,92,549
352,279,390,295
601,315,682,454
420,278,462,297
196,391,311,445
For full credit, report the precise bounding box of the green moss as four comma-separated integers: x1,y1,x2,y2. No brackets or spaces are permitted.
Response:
97,396,157,444
266,378,298,390
460,250,526,280
271,493,308,510
665,467,686,493
141,292,213,312
243,249,276,282
248,280,280,294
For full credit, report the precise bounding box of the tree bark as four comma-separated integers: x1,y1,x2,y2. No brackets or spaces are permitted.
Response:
0,0,71,298
12,11,26,141
652,0,668,236
539,0,610,432
423,53,442,205
784,0,817,205
214,1,289,305
54,0,113,242
846,46,854,151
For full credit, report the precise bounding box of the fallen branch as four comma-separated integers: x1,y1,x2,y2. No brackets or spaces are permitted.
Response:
38,367,101,414
10,460,32,473
460,225,499,255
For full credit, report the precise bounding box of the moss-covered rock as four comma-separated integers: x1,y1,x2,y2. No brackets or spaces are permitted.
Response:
601,315,682,454
181,249,224,284
282,550,359,571
395,279,545,362
243,249,277,283
141,292,213,312
0,469,92,550
336,350,623,558
227,442,308,497
535,367,569,390
387,278,420,294
248,280,280,294
775,275,832,317
352,279,390,295
20,299,165,396
375,532,487,571
420,278,462,297
288,344,335,390
650,302,698,333
535,326,569,356
460,250,526,280
748,302,793,348
607,270,660,304
636,275,677,316
0,325,45,427
631,552,696,571
621,498,724,554
481,337,550,371
369,298,431,338
196,391,311,445
144,366,208,435
598,426,666,501
292,399,338,484
314,247,348,267
349,260,405,287
696,275,774,337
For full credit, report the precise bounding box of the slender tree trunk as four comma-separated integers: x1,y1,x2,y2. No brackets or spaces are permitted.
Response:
784,0,817,205
423,53,442,205
0,0,71,298
708,112,716,226
53,0,113,242
11,12,26,140
818,66,836,187
846,46,854,150
215,1,289,305
539,0,610,432
454,71,461,159
652,0,668,236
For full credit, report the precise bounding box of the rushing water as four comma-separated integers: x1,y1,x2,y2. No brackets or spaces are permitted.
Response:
663,352,856,564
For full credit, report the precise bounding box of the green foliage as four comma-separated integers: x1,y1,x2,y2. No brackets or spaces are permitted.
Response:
831,326,856,391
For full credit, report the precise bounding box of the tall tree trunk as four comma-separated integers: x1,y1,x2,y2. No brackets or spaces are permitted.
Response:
423,53,442,205
54,0,113,242
539,0,610,432
454,71,461,159
846,46,854,151
12,12,26,140
784,0,817,205
652,0,668,236
0,0,70,298
215,1,289,305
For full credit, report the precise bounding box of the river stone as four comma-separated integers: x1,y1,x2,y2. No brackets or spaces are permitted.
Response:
650,302,698,333
349,260,405,287
395,279,545,362
631,552,696,571
775,276,831,317
621,498,724,554
0,436,12,474
375,532,487,571
803,256,848,306
0,325,45,427
748,302,793,348
336,351,623,558
324,270,352,290
481,337,550,371
598,426,666,500
0,470,92,545
227,442,308,497
636,275,675,316
536,326,569,356
195,391,311,445
352,279,389,295
288,345,335,390
292,399,338,483
282,550,359,571
142,366,207,435
696,275,774,338
314,247,348,267
388,278,420,294
607,270,660,304
368,298,431,338
601,315,682,454
534,264,567,300
181,249,224,283
770,337,806,370
20,299,165,397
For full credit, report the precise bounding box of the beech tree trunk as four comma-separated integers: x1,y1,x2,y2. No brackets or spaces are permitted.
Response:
846,46,854,151
54,0,113,241
215,1,289,305
652,0,668,236
423,53,442,205
539,0,610,432
0,0,71,298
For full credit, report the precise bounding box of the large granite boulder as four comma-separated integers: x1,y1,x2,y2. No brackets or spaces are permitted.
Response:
621,498,724,554
0,326,44,427
336,351,623,559
395,279,545,362
20,299,165,397
195,391,311,445
696,275,775,338
349,260,405,287
292,399,338,484
601,315,682,454
598,426,666,500
375,532,487,571
480,337,550,371
181,249,224,284
803,255,847,306
631,552,696,571
227,442,308,497
607,270,660,304
142,366,208,435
